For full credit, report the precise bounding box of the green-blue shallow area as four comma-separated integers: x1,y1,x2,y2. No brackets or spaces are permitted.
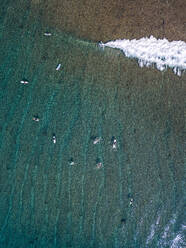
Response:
0,1,185,248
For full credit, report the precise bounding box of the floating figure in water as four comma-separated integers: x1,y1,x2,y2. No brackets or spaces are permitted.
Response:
52,133,56,144
112,139,117,149
96,158,102,169
93,136,101,144
44,32,52,36
111,136,117,150
20,79,29,84
32,115,40,122
56,63,61,71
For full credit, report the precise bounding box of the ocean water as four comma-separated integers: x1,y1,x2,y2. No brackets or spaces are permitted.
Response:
0,2,185,248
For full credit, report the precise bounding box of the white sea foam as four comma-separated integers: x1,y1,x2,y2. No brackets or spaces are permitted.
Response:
157,213,186,248
162,214,177,240
145,214,161,245
170,224,186,248
146,224,156,245
100,36,186,76
171,234,185,248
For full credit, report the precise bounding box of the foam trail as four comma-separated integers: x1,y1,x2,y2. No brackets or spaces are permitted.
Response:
100,36,186,76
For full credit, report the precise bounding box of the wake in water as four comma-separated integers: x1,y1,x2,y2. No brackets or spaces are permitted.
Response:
100,36,186,76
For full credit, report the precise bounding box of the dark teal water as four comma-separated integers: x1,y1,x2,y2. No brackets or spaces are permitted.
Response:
0,1,185,247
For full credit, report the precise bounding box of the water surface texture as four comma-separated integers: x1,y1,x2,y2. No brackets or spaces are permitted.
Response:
31,0,186,42
0,1,185,248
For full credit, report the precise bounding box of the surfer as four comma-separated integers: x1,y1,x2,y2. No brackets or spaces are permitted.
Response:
111,136,117,149
69,158,75,165
52,133,56,144
32,115,40,122
99,41,105,50
20,80,29,84
44,32,52,36
93,136,101,144
56,63,61,71
96,158,102,169
129,198,133,206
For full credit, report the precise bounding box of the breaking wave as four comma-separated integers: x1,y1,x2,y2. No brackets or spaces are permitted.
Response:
100,36,186,76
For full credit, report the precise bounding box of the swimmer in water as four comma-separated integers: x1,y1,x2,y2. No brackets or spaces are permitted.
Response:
52,133,56,144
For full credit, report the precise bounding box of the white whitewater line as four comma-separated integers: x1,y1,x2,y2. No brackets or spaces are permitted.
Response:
99,36,186,76
171,234,185,248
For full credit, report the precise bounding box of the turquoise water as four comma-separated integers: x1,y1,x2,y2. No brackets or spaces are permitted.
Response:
0,2,185,247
